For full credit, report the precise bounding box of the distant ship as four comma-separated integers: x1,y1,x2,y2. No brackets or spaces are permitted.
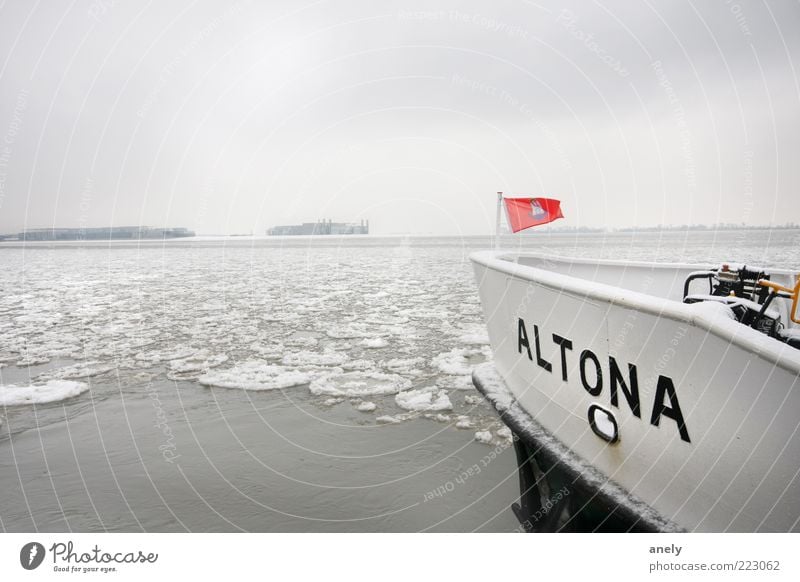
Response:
267,219,369,236
9,226,195,241
471,251,800,532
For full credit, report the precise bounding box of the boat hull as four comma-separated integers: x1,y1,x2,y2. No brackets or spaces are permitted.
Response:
471,251,800,532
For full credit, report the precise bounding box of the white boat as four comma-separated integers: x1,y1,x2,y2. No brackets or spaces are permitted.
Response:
470,251,800,532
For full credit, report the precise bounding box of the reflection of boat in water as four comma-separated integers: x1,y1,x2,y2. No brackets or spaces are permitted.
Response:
470,251,800,532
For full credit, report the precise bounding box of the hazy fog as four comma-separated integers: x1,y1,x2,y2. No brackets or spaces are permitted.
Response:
0,0,798,235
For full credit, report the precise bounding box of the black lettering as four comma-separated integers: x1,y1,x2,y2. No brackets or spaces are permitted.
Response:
552,334,573,382
609,357,641,418
518,318,532,360
534,325,552,372
650,375,690,443
579,350,602,396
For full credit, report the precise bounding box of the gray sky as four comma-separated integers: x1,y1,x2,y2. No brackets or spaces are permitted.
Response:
0,0,798,235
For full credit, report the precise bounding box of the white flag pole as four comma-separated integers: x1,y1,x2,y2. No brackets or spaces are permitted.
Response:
494,191,503,249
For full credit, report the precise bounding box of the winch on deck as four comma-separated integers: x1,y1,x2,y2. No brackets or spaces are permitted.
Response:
682,263,800,349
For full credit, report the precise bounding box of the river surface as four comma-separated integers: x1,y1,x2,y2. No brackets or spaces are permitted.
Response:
0,230,797,531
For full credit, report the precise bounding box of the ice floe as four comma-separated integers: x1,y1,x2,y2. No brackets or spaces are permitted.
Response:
436,375,474,390
309,371,411,398
395,388,452,412
455,416,474,429
135,345,197,364
36,361,116,381
383,357,425,375
0,380,89,406
341,359,376,371
360,338,388,349
497,426,513,442
458,331,490,345
325,324,371,339
431,348,481,375
198,362,310,391
281,350,348,367
168,352,229,374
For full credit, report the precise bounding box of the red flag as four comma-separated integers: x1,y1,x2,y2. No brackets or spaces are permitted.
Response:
503,197,564,233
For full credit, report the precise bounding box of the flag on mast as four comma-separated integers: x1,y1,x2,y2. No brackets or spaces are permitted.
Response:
503,197,564,233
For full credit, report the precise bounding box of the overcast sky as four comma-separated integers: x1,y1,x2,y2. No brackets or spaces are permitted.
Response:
0,0,798,235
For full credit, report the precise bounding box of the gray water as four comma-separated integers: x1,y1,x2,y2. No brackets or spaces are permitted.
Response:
0,230,797,532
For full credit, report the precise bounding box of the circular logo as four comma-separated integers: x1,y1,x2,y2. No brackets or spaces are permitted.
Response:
20,542,45,570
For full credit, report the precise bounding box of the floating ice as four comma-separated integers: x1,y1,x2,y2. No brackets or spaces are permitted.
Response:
16,355,51,366
364,315,409,326
436,375,474,390
310,371,411,398
0,241,509,439
249,343,285,359
395,388,453,412
431,348,483,375
37,361,116,381
355,401,376,412
285,336,319,348
459,332,490,345
360,338,388,349
455,416,474,429
135,345,197,364
198,362,310,391
497,426,513,442
383,357,425,375
0,380,89,406
474,430,493,444
341,359,375,371
325,325,371,339
169,353,229,374
281,350,348,367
